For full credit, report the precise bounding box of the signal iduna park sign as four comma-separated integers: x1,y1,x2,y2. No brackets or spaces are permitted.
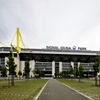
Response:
46,46,87,51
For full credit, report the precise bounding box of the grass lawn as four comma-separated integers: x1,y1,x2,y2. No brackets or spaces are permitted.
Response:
57,79,100,100
81,78,95,82
0,79,8,81
0,79,48,100
0,78,23,82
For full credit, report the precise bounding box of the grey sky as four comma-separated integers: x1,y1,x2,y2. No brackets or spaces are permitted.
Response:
0,0,100,50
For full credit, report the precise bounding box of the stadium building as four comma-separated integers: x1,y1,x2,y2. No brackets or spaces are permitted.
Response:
0,46,99,77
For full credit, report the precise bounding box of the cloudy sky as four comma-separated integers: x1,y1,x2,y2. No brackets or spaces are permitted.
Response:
0,0,100,50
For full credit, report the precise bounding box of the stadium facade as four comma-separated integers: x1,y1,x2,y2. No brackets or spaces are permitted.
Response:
0,46,99,77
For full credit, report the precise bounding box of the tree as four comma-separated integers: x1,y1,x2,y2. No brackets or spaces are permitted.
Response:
1,66,7,77
7,51,17,86
70,66,74,75
69,66,74,80
63,71,67,78
78,64,84,82
18,70,22,79
33,68,41,78
59,72,63,78
40,71,45,77
66,70,69,78
93,56,100,86
24,61,31,79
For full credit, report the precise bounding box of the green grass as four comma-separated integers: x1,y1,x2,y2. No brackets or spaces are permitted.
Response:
0,79,8,81
81,78,95,81
0,79,48,100
57,79,100,100
0,78,23,82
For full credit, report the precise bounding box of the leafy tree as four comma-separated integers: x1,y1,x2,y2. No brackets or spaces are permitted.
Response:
40,71,45,77
33,68,41,78
33,68,45,77
60,71,69,78
24,61,31,79
55,72,57,78
70,66,74,75
66,70,69,78
69,66,74,80
1,66,7,77
78,64,84,82
59,72,63,78
18,70,22,78
63,71,67,77
59,70,69,78
93,56,100,86
7,50,17,86
33,68,40,74
75,67,79,78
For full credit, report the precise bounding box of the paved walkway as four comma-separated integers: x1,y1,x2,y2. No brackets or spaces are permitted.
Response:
37,79,90,100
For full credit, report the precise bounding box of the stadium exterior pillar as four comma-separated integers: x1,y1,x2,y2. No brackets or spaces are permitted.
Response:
52,61,55,77
71,62,74,68
78,62,80,68
14,57,20,75
59,62,62,73
30,60,35,77
5,57,8,66
17,53,20,75
20,61,25,74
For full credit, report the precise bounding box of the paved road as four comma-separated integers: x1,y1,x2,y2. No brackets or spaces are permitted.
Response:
37,79,90,100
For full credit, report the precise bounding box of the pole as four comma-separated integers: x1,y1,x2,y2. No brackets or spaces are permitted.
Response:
16,27,20,77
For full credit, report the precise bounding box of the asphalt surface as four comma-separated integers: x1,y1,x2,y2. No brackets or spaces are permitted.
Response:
37,79,90,100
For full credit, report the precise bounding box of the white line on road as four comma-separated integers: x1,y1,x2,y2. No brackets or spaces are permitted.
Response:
34,80,49,100
62,83,94,100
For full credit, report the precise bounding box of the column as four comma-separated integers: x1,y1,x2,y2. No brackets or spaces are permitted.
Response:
59,62,62,73
52,61,55,77
17,53,20,75
78,62,80,68
5,57,8,65
20,61,25,74
30,60,35,77
14,57,19,75
71,62,74,69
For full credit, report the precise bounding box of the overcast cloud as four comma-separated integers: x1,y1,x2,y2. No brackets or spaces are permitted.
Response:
0,0,100,50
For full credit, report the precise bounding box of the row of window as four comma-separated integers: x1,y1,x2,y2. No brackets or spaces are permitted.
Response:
35,62,52,71
35,62,94,71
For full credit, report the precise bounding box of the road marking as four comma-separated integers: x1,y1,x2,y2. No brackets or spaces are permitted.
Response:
34,80,49,100
62,83,94,100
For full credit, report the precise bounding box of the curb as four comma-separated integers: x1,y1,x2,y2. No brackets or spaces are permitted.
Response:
34,80,49,100
62,83,94,100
